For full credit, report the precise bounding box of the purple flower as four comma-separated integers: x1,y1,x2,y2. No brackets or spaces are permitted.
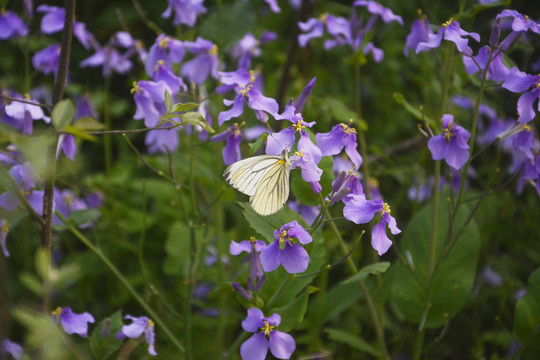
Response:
145,125,180,154
512,124,535,160
162,0,207,27
240,308,295,360
329,170,364,204
4,95,48,134
80,46,133,77
32,43,61,76
1,339,23,360
260,221,312,274
0,220,9,257
116,315,157,356
181,37,219,84
293,77,316,114
231,31,277,69
343,195,400,255
502,67,540,123
145,35,184,77
427,114,471,170
131,80,169,127
353,1,403,25
497,10,540,36
291,150,323,182
462,46,510,82
217,69,279,125
37,5,96,50
264,0,281,13
152,60,187,94
52,307,95,337
316,122,362,169
0,9,29,40
416,19,480,55
211,122,244,165
298,14,350,48
482,266,503,287
230,237,267,293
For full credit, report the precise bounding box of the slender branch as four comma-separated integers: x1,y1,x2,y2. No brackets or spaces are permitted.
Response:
61,123,182,135
131,0,164,35
122,134,173,182
0,94,52,109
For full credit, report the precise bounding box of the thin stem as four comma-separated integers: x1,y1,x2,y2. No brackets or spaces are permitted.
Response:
131,0,164,35
0,94,52,108
122,134,173,182
67,123,182,135
427,160,441,276
354,62,373,200
59,213,185,353
103,75,112,173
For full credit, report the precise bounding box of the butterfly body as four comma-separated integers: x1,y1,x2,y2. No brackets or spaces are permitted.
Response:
224,151,291,215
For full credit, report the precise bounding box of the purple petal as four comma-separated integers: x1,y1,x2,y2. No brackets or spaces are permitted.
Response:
343,195,382,224
371,219,393,255
246,88,279,117
60,308,95,337
445,145,470,170
242,308,264,332
218,95,244,126
144,326,157,356
516,90,538,123
229,240,252,255
280,242,309,274
240,333,269,360
260,241,281,272
269,331,296,359
427,135,448,161
502,67,537,93
266,128,296,156
121,315,148,338
0,191,20,212
298,133,322,164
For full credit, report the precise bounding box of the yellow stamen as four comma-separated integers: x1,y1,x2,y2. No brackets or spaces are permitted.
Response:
443,121,456,142
239,84,253,97
442,18,453,27
24,93,31,100
249,236,257,244
340,122,357,134
369,177,379,187
249,70,256,84
260,320,275,336
209,44,218,55
294,150,303,158
158,36,169,48
52,307,62,319
65,195,73,205
319,13,328,23
382,202,391,215
522,124,531,132
292,119,306,132
0,221,8,233
148,319,155,327
130,81,140,94
278,230,288,245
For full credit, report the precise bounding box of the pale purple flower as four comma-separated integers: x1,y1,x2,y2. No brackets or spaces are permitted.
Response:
152,60,187,94
162,0,207,27
428,114,471,170
462,46,510,82
145,35,184,77
293,77,316,114
32,43,61,76
497,10,540,35
131,80,169,127
36,5,96,49
4,95,48,134
416,19,480,55
316,123,362,169
343,194,400,255
298,14,350,48
264,0,281,13
330,170,364,204
80,46,134,77
231,31,277,69
116,315,157,356
260,221,312,274
145,125,180,154
52,307,95,337
240,308,295,360
211,122,243,165
0,9,29,40
502,67,540,123
482,266,503,286
54,189,88,223
1,339,23,360
353,1,403,25
404,16,432,55
512,124,535,160
291,150,323,183
0,162,38,214
181,37,219,84
230,237,267,293
0,220,9,257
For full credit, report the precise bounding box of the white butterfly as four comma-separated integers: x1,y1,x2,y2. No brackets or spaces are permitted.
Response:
224,150,291,216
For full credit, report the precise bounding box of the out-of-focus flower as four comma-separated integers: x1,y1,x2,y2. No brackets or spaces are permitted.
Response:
0,162,39,212
4,95,49,134
0,220,10,257
32,43,61,76
482,266,503,286
145,35,184,77
416,19,480,55
240,308,295,360
131,80,169,127
80,46,133,77
316,122,362,169
231,31,277,69
353,1,403,25
152,60,187,94
329,170,364,204
404,16,433,56
502,67,540,123
0,9,29,40
462,46,510,82
343,195,400,255
162,0,207,27
211,122,243,165
181,37,219,84
145,125,181,154
427,114,471,170
0,339,23,360
52,307,95,337
116,315,157,356
260,221,312,274
298,14,350,48
230,237,267,298
36,5,96,49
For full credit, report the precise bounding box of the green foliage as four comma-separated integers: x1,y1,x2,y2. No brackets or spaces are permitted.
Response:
514,267,540,342
51,99,75,130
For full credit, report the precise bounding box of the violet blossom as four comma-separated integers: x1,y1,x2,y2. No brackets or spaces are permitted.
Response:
162,0,207,27
0,339,23,360
52,307,95,337
404,16,433,56
240,308,295,360
145,35,184,77
131,80,169,127
427,114,471,170
260,221,312,274
181,37,219,84
230,237,267,299
343,195,400,255
3,95,49,134
231,31,277,69
0,9,29,40
145,125,181,154
211,122,243,165
316,122,362,169
462,46,510,82
502,67,540,123
116,315,157,356
298,13,350,48
32,43,61,76
416,19,480,55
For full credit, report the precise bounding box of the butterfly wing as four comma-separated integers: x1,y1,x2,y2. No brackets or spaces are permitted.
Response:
224,155,283,196
249,157,291,216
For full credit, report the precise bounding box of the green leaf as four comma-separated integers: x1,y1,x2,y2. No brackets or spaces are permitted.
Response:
69,209,101,226
51,99,75,130
90,311,124,360
164,222,191,275
73,116,105,131
325,328,381,357
182,111,215,133
170,102,199,113
393,92,435,125
19,272,43,295
164,89,174,112
390,189,481,328
514,267,540,342
248,132,269,155
271,290,311,332
325,97,367,130
341,262,391,285
63,124,98,142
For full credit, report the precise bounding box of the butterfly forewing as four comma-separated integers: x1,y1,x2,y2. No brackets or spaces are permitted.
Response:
224,155,283,196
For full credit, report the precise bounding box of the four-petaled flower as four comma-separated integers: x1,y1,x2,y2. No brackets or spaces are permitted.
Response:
240,308,295,360
343,195,400,255
211,122,244,165
416,19,480,55
117,315,157,356
260,221,312,274
427,114,471,170
502,67,540,123
52,307,95,337
316,122,363,169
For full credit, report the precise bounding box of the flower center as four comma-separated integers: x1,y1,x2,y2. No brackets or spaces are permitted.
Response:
442,18,453,27
158,36,170,48
260,320,275,336
249,70,256,84
294,150,303,158
340,122,357,134
154,59,165,72
148,319,155,328
239,84,253,97
130,81,141,94
278,230,289,245
381,202,391,215
0,221,8,233
443,121,456,142
522,124,531,132
24,93,31,100
209,44,218,55
319,13,328,24
292,119,306,133
52,307,62,319
65,195,73,205
535,77,540,88
369,177,379,188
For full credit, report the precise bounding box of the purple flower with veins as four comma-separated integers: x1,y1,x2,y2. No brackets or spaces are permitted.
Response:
145,125,180,154
231,31,277,69
162,0,207,27
145,35,184,77
0,9,29,40
1,339,23,360
240,308,295,360
316,122,362,170
32,44,61,76
343,195,400,255
416,19,480,55
462,46,510,82
502,67,540,123
52,307,95,337
131,80,169,127
211,122,243,165
217,69,279,125
260,221,312,274
0,220,10,257
181,37,219,84
404,16,433,56
4,95,49,134
428,114,471,170
117,315,157,356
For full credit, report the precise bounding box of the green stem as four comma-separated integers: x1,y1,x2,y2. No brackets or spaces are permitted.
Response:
59,214,185,353
427,160,441,276
354,62,373,200
103,75,112,173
